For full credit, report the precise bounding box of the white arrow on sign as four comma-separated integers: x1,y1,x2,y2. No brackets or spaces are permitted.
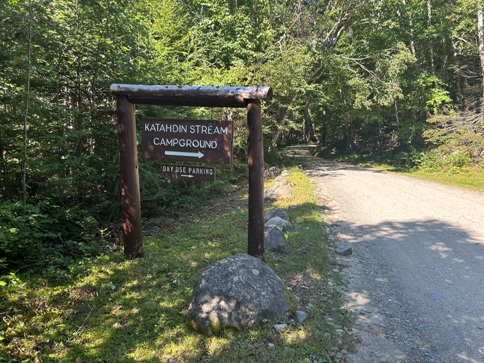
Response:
180,174,194,178
165,150,204,159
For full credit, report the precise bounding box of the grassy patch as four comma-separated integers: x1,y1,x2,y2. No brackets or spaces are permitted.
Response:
400,168,484,192
1,167,351,362
358,161,484,193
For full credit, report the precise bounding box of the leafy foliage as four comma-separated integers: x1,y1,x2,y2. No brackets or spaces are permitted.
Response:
422,112,484,171
1,0,484,274
0,200,99,272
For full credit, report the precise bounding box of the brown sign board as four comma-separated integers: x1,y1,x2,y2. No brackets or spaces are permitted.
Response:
142,119,233,164
161,164,215,182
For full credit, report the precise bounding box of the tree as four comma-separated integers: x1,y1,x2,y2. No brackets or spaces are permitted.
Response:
477,0,484,113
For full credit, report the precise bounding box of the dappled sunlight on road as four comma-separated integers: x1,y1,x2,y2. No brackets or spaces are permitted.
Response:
338,218,484,362
331,218,484,266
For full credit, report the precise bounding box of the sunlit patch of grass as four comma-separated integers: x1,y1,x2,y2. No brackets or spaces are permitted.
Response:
205,335,232,356
403,168,484,192
282,327,309,345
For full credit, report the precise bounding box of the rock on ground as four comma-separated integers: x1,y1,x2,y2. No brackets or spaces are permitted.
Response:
266,216,293,231
264,225,287,252
335,244,353,256
187,253,287,335
264,172,294,201
265,166,281,178
264,209,289,223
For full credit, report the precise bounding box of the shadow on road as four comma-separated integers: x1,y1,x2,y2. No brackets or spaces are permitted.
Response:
303,160,386,178
336,218,484,362
334,218,484,261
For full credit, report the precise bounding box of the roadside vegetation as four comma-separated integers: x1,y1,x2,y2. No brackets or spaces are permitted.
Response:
323,111,484,192
327,148,484,193
0,166,353,362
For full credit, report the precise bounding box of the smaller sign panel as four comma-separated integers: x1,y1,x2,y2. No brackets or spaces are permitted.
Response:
142,119,233,164
161,164,216,182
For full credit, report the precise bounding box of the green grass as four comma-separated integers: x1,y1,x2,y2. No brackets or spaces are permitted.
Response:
1,167,352,362
400,169,484,192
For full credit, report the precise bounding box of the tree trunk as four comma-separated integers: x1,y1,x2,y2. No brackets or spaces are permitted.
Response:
22,0,33,203
478,0,484,114
428,0,436,78
402,0,416,58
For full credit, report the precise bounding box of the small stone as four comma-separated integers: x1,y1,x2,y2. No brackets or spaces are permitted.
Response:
264,225,287,252
265,216,293,231
264,209,289,222
106,283,116,290
223,185,239,194
273,323,288,331
264,166,281,178
335,245,353,256
295,310,308,323
267,342,275,350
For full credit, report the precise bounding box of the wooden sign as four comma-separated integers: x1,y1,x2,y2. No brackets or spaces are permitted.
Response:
112,84,273,260
142,119,233,164
161,164,215,182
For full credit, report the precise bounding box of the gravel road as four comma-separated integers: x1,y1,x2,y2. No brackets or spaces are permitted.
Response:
303,158,484,363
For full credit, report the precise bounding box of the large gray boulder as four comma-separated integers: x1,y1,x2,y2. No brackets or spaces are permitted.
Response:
187,254,287,334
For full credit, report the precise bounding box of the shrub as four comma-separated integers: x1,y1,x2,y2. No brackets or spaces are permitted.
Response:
421,112,484,172
0,200,100,273
393,149,424,169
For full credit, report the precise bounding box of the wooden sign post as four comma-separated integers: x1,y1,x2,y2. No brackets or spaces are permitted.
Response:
247,100,264,258
111,84,272,260
116,95,143,259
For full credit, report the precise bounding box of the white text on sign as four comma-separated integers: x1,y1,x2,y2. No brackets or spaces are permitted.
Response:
162,165,214,176
144,123,229,136
142,119,233,164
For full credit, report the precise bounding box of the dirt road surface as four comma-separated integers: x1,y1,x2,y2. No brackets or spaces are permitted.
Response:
303,157,484,363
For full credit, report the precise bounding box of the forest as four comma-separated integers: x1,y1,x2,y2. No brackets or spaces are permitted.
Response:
1,0,484,275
